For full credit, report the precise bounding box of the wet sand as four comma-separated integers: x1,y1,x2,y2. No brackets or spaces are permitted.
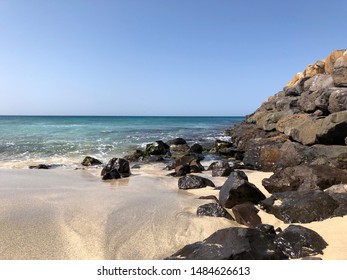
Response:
0,165,346,259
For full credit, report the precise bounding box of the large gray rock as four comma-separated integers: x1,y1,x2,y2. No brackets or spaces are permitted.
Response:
277,141,347,168
219,171,266,208
166,227,287,260
304,74,334,92
260,190,339,223
328,88,347,113
274,225,328,259
262,165,347,193
325,184,347,216
144,141,170,156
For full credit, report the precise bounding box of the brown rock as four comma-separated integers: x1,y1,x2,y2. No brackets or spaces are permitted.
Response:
287,72,304,86
232,202,262,227
325,49,346,74
304,60,325,77
332,53,347,87
276,114,310,133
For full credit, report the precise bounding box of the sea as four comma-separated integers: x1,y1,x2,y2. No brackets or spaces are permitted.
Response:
0,116,244,169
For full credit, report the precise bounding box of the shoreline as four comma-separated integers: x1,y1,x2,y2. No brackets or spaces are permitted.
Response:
1,163,346,259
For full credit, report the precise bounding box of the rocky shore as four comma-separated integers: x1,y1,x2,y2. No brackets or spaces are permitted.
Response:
92,49,347,260
5,50,347,260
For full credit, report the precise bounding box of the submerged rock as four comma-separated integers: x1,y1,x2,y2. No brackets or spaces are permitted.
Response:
29,164,51,169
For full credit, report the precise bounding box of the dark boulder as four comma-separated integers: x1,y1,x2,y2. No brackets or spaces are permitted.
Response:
81,156,102,166
189,143,203,154
262,165,347,193
144,141,170,156
178,175,215,190
232,202,262,228
167,138,187,145
173,164,191,177
197,203,233,220
260,190,339,223
274,225,328,259
102,168,121,180
219,171,266,208
166,227,287,260
101,158,131,180
328,88,347,113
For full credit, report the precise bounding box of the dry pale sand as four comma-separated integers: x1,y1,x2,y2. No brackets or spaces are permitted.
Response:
0,164,346,260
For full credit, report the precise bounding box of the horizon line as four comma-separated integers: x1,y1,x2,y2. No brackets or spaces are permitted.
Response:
0,114,246,118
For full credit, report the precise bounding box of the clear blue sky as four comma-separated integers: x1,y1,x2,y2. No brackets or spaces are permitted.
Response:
1,0,346,116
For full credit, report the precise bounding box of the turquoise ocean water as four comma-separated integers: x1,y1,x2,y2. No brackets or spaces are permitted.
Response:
0,116,243,168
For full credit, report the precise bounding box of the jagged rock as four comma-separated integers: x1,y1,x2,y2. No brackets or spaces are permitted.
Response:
197,203,233,220
173,164,191,177
287,72,304,86
260,190,339,223
325,49,346,74
304,60,325,77
178,175,215,190
328,88,347,113
189,143,203,154
332,52,347,87
208,161,233,177
274,225,328,259
232,202,262,227
81,156,102,166
262,165,347,193
166,227,287,260
144,141,170,156
277,141,347,168
276,114,310,134
219,171,266,208
101,158,131,179
298,90,322,113
304,74,334,92
316,110,347,145
170,144,190,154
287,116,322,145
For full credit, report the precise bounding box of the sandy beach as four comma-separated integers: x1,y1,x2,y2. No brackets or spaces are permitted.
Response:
0,164,346,260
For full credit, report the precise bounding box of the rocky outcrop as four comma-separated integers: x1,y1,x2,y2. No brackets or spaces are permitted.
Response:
227,49,347,171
